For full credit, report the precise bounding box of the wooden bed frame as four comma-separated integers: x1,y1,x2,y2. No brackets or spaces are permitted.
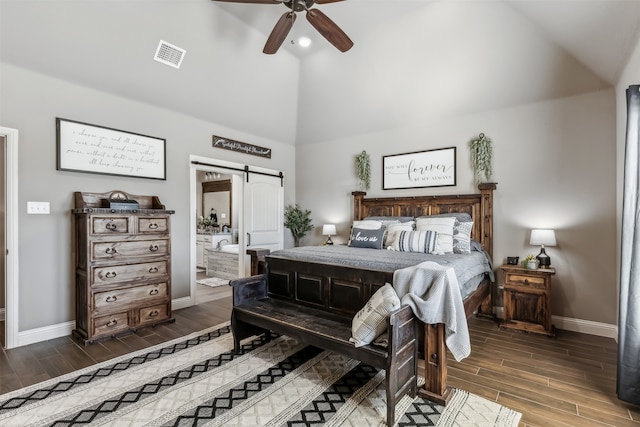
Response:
248,183,497,405
351,183,496,404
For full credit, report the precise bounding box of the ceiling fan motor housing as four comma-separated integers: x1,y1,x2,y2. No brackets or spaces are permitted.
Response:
284,0,315,12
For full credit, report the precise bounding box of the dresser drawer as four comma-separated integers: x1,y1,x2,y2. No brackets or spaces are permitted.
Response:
138,303,170,325
91,216,130,235
504,273,547,290
91,311,130,337
93,282,168,310
138,217,169,234
92,239,169,261
93,261,168,285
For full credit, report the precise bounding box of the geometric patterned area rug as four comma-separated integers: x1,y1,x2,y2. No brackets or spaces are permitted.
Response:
196,277,230,287
0,323,521,426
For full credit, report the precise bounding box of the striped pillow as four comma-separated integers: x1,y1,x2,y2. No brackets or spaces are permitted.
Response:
384,221,415,249
415,216,455,254
392,230,438,253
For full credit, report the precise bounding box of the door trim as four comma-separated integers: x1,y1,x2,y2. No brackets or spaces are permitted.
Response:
1,127,19,349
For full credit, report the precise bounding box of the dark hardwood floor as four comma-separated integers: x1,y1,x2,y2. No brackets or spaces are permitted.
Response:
1,297,638,427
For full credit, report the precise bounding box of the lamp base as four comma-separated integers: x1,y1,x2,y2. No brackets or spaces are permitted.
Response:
324,236,334,246
536,247,551,268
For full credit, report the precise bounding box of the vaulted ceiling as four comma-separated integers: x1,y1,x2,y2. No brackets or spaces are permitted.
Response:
215,0,640,85
2,0,639,145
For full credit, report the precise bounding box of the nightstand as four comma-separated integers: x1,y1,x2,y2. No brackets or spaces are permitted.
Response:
500,264,556,336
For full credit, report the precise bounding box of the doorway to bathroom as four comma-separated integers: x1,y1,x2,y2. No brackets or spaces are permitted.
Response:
190,156,284,306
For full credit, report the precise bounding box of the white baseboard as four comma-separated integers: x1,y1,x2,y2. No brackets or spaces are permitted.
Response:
172,296,194,311
493,306,617,340
552,315,618,340
17,321,75,348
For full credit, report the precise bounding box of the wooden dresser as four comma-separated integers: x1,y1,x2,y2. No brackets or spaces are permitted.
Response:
72,190,175,344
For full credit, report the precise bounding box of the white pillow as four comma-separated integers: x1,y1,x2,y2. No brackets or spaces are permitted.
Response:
384,221,415,249
391,230,438,253
350,283,401,348
415,216,455,254
352,220,384,230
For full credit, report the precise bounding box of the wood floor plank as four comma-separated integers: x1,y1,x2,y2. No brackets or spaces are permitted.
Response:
498,392,612,427
449,365,580,414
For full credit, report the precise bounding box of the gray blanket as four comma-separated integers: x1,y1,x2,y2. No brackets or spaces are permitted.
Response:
392,261,470,361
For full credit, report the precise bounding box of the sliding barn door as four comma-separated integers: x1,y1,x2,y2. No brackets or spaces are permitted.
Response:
243,173,283,274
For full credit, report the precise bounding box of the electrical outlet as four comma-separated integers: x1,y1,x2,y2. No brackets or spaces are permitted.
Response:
27,201,50,214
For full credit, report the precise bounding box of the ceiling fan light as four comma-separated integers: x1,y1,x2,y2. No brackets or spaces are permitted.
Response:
298,36,312,47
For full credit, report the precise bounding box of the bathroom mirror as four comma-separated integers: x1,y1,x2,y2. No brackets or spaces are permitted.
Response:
202,179,232,228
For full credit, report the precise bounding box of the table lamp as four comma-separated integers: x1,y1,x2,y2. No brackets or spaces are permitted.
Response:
530,229,556,268
322,224,336,245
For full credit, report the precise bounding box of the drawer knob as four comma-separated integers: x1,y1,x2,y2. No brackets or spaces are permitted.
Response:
524,279,529,285
149,267,159,273
148,223,159,230
105,271,117,279
148,310,159,318
149,289,159,296
106,319,118,328
105,222,118,231
105,295,117,303
105,247,118,255
149,244,159,252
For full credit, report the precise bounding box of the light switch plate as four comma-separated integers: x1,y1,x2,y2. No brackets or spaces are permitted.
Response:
27,201,50,214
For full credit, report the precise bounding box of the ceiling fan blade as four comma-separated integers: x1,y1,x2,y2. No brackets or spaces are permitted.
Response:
306,8,353,52
314,0,346,4
212,0,281,4
263,12,296,54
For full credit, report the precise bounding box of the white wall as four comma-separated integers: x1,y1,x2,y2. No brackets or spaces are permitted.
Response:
297,90,617,326
0,63,297,332
296,0,608,145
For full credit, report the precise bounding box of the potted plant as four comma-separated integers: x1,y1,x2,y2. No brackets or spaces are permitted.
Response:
469,133,493,185
524,254,538,270
355,150,371,191
284,204,314,247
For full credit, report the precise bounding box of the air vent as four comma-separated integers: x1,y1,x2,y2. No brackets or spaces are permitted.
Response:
154,40,186,69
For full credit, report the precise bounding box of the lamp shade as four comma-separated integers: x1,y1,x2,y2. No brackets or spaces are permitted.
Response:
322,224,336,236
530,229,556,246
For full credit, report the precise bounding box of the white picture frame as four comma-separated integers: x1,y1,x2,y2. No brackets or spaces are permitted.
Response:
56,118,166,180
383,147,456,190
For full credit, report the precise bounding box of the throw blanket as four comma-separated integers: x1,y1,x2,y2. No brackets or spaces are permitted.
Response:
393,261,471,361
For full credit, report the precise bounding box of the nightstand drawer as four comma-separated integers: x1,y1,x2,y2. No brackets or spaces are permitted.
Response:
505,273,547,289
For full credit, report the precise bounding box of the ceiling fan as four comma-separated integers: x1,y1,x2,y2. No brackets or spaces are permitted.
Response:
212,0,353,54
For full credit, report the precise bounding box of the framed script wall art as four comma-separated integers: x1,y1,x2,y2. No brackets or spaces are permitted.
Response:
383,147,456,190
56,118,166,180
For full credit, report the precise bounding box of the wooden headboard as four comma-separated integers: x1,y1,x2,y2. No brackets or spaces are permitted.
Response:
352,183,496,259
